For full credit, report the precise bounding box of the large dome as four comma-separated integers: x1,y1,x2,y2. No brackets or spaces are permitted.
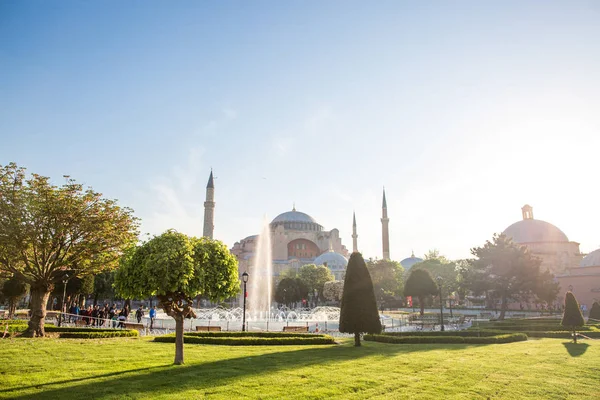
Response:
581,249,600,268
314,251,348,270
400,254,424,270
503,219,568,243
272,210,318,224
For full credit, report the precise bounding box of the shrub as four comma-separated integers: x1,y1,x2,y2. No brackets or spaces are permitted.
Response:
58,330,138,339
364,333,526,344
153,334,335,346
184,331,329,339
588,302,600,322
562,291,585,343
383,330,509,338
45,326,129,333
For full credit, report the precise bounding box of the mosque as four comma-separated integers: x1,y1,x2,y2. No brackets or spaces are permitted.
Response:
201,171,600,310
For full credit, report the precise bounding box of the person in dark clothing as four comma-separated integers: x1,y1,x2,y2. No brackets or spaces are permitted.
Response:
91,306,99,327
135,306,144,323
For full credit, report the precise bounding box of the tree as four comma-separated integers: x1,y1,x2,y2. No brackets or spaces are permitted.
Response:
0,163,139,336
404,269,438,316
322,281,344,304
366,259,404,304
589,301,600,322
114,231,239,365
469,234,552,320
410,257,458,299
561,291,585,343
274,278,307,307
339,252,381,346
51,273,94,309
298,264,334,305
92,271,115,305
2,276,28,319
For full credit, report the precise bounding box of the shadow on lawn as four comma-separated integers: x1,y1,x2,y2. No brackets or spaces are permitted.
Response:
7,341,471,400
562,342,589,357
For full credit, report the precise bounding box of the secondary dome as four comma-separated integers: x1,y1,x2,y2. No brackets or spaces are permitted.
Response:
400,253,424,270
581,249,600,268
502,205,568,244
314,251,348,270
270,208,323,231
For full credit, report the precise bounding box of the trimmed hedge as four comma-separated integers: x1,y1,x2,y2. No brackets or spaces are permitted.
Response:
473,324,597,332
184,331,330,339
58,330,139,339
154,334,335,346
364,333,527,344
45,326,130,333
382,330,510,338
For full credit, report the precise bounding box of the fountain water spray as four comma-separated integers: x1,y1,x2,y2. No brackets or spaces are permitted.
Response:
248,215,273,319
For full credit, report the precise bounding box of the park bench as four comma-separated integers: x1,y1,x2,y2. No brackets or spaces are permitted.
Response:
196,325,222,332
282,326,308,332
123,322,145,331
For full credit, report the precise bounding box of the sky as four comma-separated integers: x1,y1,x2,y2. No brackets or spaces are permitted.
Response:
1,1,599,261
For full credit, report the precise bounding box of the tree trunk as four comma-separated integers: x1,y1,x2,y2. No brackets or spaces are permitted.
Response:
354,332,361,347
419,296,425,316
499,293,508,321
573,328,577,344
24,284,51,337
8,299,16,319
174,314,185,365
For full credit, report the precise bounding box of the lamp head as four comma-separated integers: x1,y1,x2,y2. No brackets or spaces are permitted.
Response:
242,272,249,283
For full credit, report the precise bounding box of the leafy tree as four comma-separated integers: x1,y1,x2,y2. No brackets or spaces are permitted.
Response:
561,291,585,343
589,301,600,322
410,257,458,298
2,276,28,319
51,273,94,309
274,278,308,307
366,259,404,302
404,269,438,316
298,264,334,305
322,281,344,304
339,252,381,346
0,163,139,336
115,231,239,365
469,234,553,320
92,271,115,305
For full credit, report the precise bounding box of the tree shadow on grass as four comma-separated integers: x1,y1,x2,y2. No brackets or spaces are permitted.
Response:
562,342,589,357
7,341,473,400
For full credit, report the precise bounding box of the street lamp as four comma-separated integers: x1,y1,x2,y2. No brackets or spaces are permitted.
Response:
436,276,444,332
59,273,69,327
242,272,249,332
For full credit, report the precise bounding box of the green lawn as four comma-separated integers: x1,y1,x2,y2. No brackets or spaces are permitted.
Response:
0,337,598,399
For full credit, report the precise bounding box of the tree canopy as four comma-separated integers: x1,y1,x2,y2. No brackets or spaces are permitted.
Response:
469,233,554,320
404,268,438,315
339,252,381,346
366,259,404,302
0,163,139,336
298,264,334,305
1,275,28,319
322,281,344,304
114,230,239,364
274,278,308,307
589,301,600,322
561,291,585,343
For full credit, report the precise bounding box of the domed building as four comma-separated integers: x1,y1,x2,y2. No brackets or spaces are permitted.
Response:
231,207,349,280
400,252,424,271
556,249,600,311
502,205,583,275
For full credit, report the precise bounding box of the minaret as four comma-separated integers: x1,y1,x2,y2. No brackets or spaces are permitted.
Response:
203,170,215,239
381,188,390,260
352,212,358,253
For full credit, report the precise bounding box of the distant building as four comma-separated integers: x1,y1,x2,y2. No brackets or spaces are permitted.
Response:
556,249,600,311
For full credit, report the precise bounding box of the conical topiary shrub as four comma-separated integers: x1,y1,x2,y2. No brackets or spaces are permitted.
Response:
589,301,600,322
561,291,585,343
339,252,382,346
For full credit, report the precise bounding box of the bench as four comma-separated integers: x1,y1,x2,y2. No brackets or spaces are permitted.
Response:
123,322,145,331
283,326,308,332
196,325,222,332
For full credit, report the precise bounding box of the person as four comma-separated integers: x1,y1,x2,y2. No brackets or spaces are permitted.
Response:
149,306,157,330
117,310,126,328
91,305,99,327
135,306,144,323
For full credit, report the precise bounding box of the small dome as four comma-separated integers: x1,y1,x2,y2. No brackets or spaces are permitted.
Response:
314,251,348,270
581,249,600,268
503,219,568,243
400,255,423,270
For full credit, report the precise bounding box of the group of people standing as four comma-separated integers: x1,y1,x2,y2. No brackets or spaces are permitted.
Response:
66,303,157,329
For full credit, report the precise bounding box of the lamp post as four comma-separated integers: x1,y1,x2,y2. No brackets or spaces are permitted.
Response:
436,276,444,332
242,272,249,332
59,273,69,327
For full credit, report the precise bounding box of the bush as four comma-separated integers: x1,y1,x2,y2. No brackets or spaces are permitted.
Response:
383,330,509,338
58,330,138,339
185,331,329,339
472,324,595,332
364,333,527,344
588,302,600,321
45,326,130,333
153,334,335,346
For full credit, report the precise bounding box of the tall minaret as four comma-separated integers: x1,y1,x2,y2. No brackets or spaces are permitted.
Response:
381,188,390,260
203,170,215,239
352,212,358,253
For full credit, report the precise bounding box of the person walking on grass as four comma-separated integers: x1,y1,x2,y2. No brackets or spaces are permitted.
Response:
149,306,157,330
135,306,144,323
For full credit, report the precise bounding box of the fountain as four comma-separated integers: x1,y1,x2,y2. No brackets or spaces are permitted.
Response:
247,216,273,318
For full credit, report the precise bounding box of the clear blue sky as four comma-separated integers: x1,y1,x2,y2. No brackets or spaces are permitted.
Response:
1,1,599,260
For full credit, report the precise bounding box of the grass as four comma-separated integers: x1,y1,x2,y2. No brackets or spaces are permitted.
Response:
0,336,598,399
